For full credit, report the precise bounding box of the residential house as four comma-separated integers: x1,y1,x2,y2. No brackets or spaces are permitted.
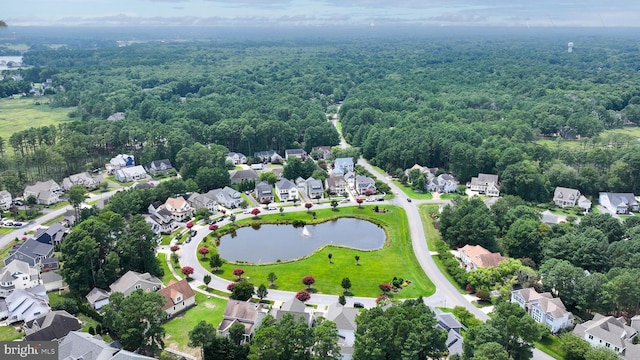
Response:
468,173,500,197
229,169,259,185
4,238,54,267
114,165,147,182
311,146,332,160
0,190,12,210
0,259,40,297
148,159,174,176
23,180,63,205
86,287,111,310
61,209,76,228
0,285,49,324
23,310,81,341
325,303,359,359
275,179,298,202
334,157,354,173
457,244,506,272
404,163,431,177
427,174,459,193
254,150,283,164
285,148,307,160
599,192,639,214
109,270,163,297
573,313,640,358
208,187,242,209
511,288,574,333
145,213,176,235
433,308,464,356
157,279,196,318
40,258,59,271
255,181,275,204
226,152,247,165
295,177,308,192
355,175,376,195
326,175,347,195
41,271,64,292
34,223,67,246
270,167,284,180
553,187,592,211
106,154,135,173
59,331,156,360
306,178,324,200
343,171,356,187
131,181,154,190
163,197,193,222
218,300,266,344
270,296,314,327
62,172,100,191
330,167,345,177
187,192,218,213
541,211,562,226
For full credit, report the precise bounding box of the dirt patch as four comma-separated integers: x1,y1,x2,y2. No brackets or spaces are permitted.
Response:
204,302,217,309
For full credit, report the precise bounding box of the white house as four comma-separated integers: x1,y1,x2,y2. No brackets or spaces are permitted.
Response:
427,174,459,193
511,288,574,333
275,179,298,202
0,190,13,210
573,313,640,358
62,172,100,191
106,154,135,173
163,197,193,222
334,157,354,173
469,173,500,197
0,260,40,297
207,187,242,209
0,285,49,324
157,279,196,318
599,192,638,214
109,270,163,297
86,287,110,310
114,165,147,182
226,152,247,165
23,180,62,205
554,187,591,211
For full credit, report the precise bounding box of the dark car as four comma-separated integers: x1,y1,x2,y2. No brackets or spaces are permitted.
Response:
190,230,197,237
353,302,365,308
406,198,412,202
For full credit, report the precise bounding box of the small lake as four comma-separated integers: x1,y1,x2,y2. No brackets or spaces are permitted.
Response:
217,218,385,263
0,56,23,70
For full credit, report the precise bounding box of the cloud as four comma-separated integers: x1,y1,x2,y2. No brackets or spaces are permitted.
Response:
426,13,486,23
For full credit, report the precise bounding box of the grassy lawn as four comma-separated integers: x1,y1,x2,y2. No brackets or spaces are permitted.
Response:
535,336,566,360
200,205,435,298
43,214,65,226
0,97,75,153
0,227,13,235
549,208,585,217
391,180,433,200
418,204,467,294
0,239,21,260
163,292,227,357
105,175,134,187
161,228,181,246
535,138,585,150
158,253,177,284
0,325,23,341
604,126,640,137
439,193,462,200
48,201,70,210
370,165,387,175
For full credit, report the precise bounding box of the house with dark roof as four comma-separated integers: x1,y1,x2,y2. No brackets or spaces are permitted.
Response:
324,303,358,358
573,313,640,358
0,285,49,324
218,300,266,344
512,288,574,333
285,148,307,160
86,287,110,310
229,169,259,185
306,178,324,200
4,238,54,267
23,180,63,205
355,175,376,195
109,271,163,297
326,175,347,195
23,310,81,341
0,259,40,297
62,172,100,191
59,331,157,360
599,192,639,214
269,297,314,327
157,279,196,318
34,223,67,246
457,244,506,272
187,192,218,213
148,159,174,176
255,181,275,204
433,308,464,356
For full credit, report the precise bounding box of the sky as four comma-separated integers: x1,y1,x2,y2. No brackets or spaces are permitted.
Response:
3,0,639,28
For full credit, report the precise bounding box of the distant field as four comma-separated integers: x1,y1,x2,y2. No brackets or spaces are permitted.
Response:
536,127,640,150
0,97,75,147
604,126,640,137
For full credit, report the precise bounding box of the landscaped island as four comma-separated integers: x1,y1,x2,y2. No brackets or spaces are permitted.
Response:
199,205,435,298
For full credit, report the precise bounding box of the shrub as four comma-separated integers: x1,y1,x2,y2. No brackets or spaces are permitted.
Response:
295,290,311,302
51,298,79,314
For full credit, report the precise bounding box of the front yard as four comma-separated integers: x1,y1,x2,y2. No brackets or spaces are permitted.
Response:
391,180,434,200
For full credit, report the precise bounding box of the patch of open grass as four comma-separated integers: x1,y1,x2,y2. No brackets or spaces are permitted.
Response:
200,205,435,298
370,165,386,175
391,180,433,200
158,253,177,285
535,336,566,360
161,229,181,246
0,324,23,341
439,193,462,200
43,214,65,226
0,227,13,235
163,292,227,356
0,239,21,260
48,201,70,210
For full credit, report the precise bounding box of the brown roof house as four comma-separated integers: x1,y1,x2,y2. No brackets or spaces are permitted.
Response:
457,244,506,272
218,300,266,344
157,279,196,318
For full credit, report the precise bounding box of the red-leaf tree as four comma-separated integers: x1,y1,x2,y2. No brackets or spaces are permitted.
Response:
209,224,219,231
305,202,313,213
302,275,316,290
227,282,236,291
170,245,180,253
356,198,364,208
379,283,392,294
251,208,261,217
186,221,194,228
233,268,245,280
198,247,210,258
295,290,311,302
364,189,375,196
181,266,194,278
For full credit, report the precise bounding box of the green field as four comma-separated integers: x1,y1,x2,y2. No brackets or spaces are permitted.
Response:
200,205,435,298
0,97,75,149
392,180,434,200
0,325,23,341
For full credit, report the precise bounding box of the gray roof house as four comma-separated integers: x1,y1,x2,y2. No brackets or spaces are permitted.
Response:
334,157,354,173
24,310,81,341
4,238,54,267
86,287,111,310
427,173,459,194
326,175,347,195
554,187,592,211
325,303,358,359
573,313,640,358
59,331,157,360
275,178,298,202
511,288,574,333
255,181,275,204
254,150,282,164
114,165,147,183
186,192,218,213
469,173,500,197
109,270,163,297
34,223,67,246
0,285,49,324
229,169,259,184
355,175,376,195
0,190,12,210
599,192,639,214
433,308,464,356
23,180,63,205
226,152,247,165
208,186,242,209
0,259,40,297
149,159,174,175
306,178,324,200
218,300,266,344
41,271,64,292
311,146,332,160
285,148,307,160
269,297,313,327
62,172,100,191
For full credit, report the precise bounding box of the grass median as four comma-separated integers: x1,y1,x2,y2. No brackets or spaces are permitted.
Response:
198,205,435,298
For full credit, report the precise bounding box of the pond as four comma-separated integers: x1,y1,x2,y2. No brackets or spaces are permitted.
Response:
217,218,385,263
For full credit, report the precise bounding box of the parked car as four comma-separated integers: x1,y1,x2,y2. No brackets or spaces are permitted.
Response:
217,217,225,223
13,222,22,227
14,200,23,206
190,230,197,237
353,302,365,308
406,198,412,202
243,209,250,214
185,236,191,243
4,222,13,227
